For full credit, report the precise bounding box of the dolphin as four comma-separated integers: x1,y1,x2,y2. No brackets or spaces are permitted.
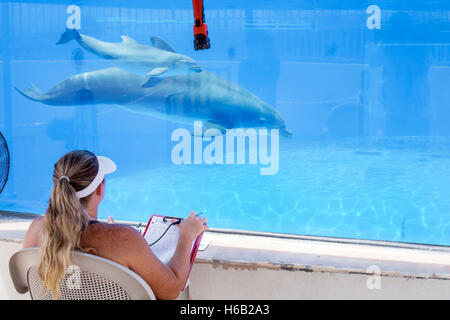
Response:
16,67,292,136
56,29,202,76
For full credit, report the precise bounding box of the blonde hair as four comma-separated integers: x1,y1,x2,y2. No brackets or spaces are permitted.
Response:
38,150,99,299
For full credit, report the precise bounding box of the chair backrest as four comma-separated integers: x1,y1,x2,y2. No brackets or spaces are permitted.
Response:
9,247,156,300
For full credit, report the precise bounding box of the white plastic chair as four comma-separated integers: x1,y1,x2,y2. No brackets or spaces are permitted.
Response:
9,247,156,300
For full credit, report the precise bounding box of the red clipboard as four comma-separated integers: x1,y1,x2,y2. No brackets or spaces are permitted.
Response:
142,214,204,290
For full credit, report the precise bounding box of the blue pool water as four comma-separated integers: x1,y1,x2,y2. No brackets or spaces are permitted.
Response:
1,1,450,246
98,136,450,245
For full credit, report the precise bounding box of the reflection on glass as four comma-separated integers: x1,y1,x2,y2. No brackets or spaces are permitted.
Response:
380,11,432,136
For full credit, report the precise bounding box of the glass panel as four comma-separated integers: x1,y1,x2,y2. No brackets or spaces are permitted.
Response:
1,1,449,246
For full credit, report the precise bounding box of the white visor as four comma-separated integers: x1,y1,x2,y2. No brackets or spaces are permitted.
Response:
76,156,117,199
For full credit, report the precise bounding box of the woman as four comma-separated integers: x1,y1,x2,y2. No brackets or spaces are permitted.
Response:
23,150,207,300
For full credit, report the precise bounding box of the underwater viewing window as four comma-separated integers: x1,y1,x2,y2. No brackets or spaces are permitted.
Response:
1,0,450,246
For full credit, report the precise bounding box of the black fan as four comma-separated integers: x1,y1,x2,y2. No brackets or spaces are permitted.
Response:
0,131,10,194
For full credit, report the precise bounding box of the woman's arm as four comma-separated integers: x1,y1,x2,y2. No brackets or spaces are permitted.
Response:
167,211,208,288
123,212,207,300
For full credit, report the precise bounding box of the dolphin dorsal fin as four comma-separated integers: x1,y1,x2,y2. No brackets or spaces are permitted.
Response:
151,36,176,53
120,35,139,45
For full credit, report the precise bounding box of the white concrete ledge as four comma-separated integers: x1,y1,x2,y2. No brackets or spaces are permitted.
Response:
1,211,450,299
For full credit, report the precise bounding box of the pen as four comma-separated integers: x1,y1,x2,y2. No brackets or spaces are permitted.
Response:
173,211,204,224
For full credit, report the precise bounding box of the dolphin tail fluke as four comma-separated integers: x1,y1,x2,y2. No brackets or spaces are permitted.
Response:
56,28,81,45
15,84,48,102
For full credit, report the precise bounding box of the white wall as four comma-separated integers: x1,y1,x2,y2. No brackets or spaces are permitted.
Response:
189,260,450,299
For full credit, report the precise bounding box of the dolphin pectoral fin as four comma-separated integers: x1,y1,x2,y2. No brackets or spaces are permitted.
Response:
141,76,163,88
189,121,226,137
203,121,227,137
150,36,176,53
280,127,293,137
146,67,168,76
120,35,139,45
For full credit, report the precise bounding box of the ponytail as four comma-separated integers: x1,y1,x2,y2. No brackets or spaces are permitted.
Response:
38,150,98,299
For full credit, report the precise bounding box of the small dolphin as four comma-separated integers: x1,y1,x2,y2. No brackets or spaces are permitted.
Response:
56,29,202,76
16,67,292,136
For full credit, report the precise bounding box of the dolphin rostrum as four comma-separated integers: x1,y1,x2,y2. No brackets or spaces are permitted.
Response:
56,29,202,76
16,67,292,136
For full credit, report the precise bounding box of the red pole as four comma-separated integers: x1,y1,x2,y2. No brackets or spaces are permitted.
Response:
192,0,210,50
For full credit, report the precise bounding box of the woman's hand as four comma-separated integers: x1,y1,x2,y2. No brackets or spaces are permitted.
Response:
178,211,208,242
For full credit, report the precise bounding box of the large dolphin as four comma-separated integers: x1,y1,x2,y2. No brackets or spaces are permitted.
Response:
56,29,202,76
16,67,292,136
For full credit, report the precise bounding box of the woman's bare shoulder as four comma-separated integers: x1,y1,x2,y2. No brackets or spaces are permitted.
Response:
88,222,141,242
31,215,44,226
82,222,145,266
23,216,45,248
